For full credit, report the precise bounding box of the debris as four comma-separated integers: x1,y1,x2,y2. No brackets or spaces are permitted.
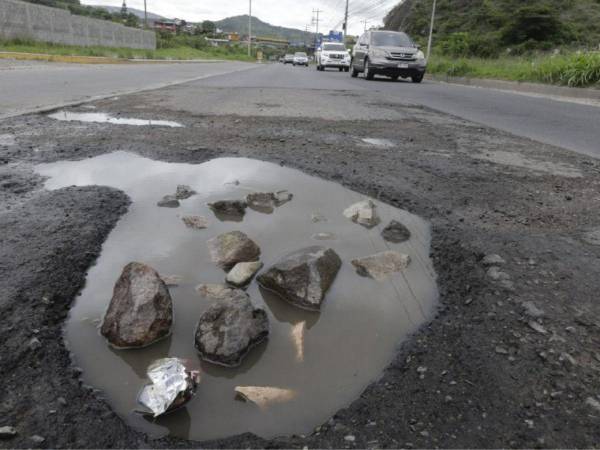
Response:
207,200,247,221
343,200,380,229
226,261,263,287
257,246,342,311
157,195,180,208
482,254,506,266
522,301,545,318
181,215,209,230
175,184,196,200
351,251,411,281
100,262,173,348
57,397,67,406
28,337,42,351
195,283,235,300
161,275,183,287
381,220,411,243
274,190,293,206
486,267,510,281
585,397,600,413
137,357,200,418
0,427,17,439
195,290,269,367
528,321,548,335
344,435,356,442
207,231,261,271
30,435,45,444
495,346,509,355
234,386,296,409
291,321,306,362
311,212,327,223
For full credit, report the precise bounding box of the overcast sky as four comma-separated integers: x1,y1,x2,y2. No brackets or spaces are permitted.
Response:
81,0,399,35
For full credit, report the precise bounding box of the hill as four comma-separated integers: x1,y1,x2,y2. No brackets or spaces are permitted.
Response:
90,5,164,21
384,0,600,56
215,15,309,43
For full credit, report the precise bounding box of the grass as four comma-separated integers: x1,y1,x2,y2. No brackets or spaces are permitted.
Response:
428,52,600,88
0,38,255,62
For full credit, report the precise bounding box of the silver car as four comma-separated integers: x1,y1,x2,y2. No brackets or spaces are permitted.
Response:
293,52,309,67
351,30,426,83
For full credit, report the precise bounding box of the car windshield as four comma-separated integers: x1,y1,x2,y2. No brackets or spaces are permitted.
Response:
295,52,307,57
371,32,414,47
323,44,346,51
285,54,293,58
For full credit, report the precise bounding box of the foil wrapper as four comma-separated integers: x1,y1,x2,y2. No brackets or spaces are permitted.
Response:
137,357,200,417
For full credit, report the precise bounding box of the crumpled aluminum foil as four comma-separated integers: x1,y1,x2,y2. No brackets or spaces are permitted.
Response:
137,357,200,417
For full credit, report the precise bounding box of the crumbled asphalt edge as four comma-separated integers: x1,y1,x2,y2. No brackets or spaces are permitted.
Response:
1,103,600,448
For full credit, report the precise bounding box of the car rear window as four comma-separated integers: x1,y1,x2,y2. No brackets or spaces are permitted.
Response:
371,32,414,47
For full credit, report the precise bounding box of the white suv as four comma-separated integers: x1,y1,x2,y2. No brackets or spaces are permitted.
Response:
316,42,351,72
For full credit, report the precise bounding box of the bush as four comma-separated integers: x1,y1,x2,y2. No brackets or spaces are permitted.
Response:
533,52,600,87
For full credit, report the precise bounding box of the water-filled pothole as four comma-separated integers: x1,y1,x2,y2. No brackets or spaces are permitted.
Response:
35,152,438,441
48,111,183,128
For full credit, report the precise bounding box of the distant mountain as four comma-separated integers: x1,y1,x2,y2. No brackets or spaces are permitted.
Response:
91,5,165,21
215,15,312,43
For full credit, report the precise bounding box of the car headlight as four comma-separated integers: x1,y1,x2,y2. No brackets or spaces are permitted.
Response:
370,48,389,59
416,50,426,64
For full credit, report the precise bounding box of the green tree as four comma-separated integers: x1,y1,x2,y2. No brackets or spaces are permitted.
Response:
502,5,563,45
202,20,216,35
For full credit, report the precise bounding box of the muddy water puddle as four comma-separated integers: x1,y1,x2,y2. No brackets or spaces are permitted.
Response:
35,152,438,441
47,111,183,128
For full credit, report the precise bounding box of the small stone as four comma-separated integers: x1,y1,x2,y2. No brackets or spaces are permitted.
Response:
195,283,235,300
57,397,67,406
246,192,277,213
482,254,506,266
234,386,296,409
207,231,261,271
582,229,600,246
351,251,411,281
175,184,196,200
274,190,293,206
29,337,42,351
343,200,380,229
226,261,264,287
495,346,509,355
181,216,209,229
344,435,356,442
420,431,429,437
381,220,411,243
157,195,180,208
30,435,45,444
585,397,600,413
207,200,247,221
522,301,544,318
257,246,342,311
194,290,269,367
528,321,547,335
487,267,510,281
0,426,17,439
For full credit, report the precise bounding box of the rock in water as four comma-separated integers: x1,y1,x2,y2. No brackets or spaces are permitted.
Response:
257,246,342,311
246,192,277,214
195,283,235,300
101,262,173,348
226,261,264,287
351,251,411,281
175,185,196,200
343,200,380,228
207,231,261,271
234,386,296,409
157,195,180,208
207,200,247,221
194,290,269,367
181,215,209,230
381,220,411,243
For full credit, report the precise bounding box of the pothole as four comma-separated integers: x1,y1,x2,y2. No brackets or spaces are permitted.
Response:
35,152,438,441
47,111,183,128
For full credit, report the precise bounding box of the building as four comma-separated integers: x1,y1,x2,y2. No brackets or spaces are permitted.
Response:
154,20,177,33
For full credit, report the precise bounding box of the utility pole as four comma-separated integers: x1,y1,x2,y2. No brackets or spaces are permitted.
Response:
312,9,323,50
426,0,437,60
361,19,369,32
343,0,349,40
248,0,252,57
143,0,148,28
304,25,310,51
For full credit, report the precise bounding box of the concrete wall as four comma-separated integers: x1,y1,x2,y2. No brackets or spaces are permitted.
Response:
0,0,156,50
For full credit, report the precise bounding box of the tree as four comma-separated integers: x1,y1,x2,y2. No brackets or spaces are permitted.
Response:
502,5,563,45
202,20,216,35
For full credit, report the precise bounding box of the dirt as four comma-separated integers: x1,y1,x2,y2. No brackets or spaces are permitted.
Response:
1,93,600,448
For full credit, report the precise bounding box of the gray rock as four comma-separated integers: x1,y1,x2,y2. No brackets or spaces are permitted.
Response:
181,215,209,229
583,229,600,246
528,320,548,334
226,261,264,287
522,301,545,318
100,262,173,349
207,231,261,271
246,192,276,213
585,396,600,413
0,426,17,439
157,195,180,208
175,184,196,200
208,200,247,221
257,246,342,311
343,200,380,229
482,254,506,266
381,220,411,243
194,290,269,367
28,337,42,351
274,190,293,206
351,251,411,281
195,283,235,300
30,435,45,444
486,266,510,281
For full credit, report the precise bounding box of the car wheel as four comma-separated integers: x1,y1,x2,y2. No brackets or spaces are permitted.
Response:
339,67,343,72
344,67,350,72
364,58,374,80
412,74,424,83
351,65,359,78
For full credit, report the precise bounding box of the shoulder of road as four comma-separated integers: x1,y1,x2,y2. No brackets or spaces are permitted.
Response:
0,51,227,65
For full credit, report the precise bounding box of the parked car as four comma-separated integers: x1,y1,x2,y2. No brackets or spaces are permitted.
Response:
315,42,351,72
293,52,309,67
350,30,426,82
283,54,294,64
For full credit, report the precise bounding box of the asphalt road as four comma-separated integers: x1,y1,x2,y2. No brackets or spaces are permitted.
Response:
0,59,598,157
